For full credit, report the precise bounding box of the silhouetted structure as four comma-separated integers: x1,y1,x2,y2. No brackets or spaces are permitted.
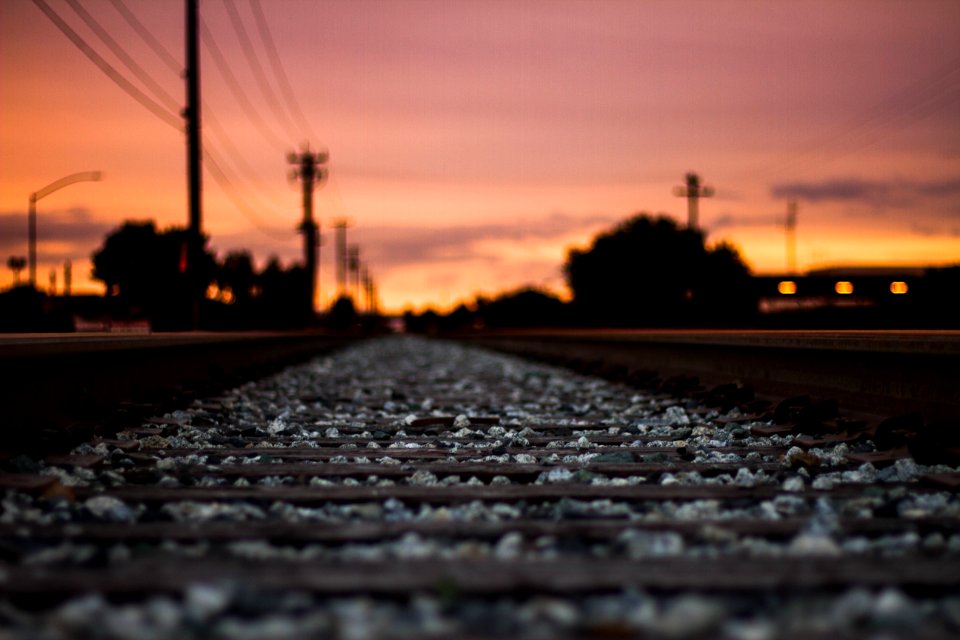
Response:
348,245,360,300
28,171,103,287
673,172,713,229
564,214,754,326
64,260,72,297
185,0,203,329
289,146,328,315
786,200,798,274
757,265,960,328
333,219,349,297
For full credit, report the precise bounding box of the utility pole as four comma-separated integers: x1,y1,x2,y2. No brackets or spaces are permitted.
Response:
289,146,328,313
64,260,72,297
361,266,371,313
185,0,203,328
348,245,360,300
786,199,798,275
332,219,350,297
673,172,713,229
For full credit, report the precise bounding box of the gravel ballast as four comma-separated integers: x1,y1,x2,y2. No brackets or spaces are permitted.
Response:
1,336,959,639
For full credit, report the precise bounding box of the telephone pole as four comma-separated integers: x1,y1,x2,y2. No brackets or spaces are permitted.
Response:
332,219,350,297
348,245,360,300
786,199,798,275
673,172,713,229
361,266,371,313
289,146,328,312
64,260,72,297
185,0,203,328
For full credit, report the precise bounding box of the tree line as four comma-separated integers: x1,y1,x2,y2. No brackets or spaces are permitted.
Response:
406,213,755,331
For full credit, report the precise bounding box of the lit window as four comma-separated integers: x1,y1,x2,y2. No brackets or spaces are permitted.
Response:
890,281,909,294
835,281,854,295
777,281,797,295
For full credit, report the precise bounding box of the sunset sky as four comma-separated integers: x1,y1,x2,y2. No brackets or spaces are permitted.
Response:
2,0,959,312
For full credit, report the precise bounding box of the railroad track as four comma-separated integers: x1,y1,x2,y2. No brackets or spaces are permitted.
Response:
1,333,959,638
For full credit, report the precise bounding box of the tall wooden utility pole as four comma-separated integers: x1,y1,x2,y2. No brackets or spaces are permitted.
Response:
673,172,713,229
289,147,328,312
185,0,203,328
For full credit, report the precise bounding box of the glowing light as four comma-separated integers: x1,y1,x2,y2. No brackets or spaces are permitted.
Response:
890,281,909,294
835,281,854,295
777,281,797,295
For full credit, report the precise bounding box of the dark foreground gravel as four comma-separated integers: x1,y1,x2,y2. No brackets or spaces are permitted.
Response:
2,336,959,639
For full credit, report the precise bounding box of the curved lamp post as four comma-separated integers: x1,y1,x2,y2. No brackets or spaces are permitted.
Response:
28,171,103,287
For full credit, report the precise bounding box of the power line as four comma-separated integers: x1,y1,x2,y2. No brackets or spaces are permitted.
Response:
222,0,298,141
204,144,296,242
776,76,960,180
200,16,289,152
107,0,182,75
64,0,180,114
749,56,960,183
203,101,292,212
248,0,318,142
31,0,182,130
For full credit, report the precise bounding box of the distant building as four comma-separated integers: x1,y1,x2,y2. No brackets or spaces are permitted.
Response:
755,266,931,314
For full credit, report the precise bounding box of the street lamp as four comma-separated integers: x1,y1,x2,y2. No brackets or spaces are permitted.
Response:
28,171,103,287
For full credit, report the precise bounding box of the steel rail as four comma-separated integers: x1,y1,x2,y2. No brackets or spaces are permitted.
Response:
456,329,960,420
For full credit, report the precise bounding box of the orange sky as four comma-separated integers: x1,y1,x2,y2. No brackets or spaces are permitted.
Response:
2,0,959,312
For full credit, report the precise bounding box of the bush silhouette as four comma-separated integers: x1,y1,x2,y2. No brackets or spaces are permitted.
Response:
564,214,753,326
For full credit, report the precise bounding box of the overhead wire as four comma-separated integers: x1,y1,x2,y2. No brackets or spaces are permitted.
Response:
199,9,304,238
199,1,326,244
37,0,308,244
204,144,297,242
774,77,960,183
107,0,182,75
221,0,299,142
30,0,182,130
748,56,960,184
200,16,290,153
63,0,180,114
203,102,293,213
248,0,319,142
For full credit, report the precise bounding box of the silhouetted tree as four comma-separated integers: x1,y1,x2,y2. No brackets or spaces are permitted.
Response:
328,295,358,330
92,221,216,330
477,288,568,327
7,256,26,286
403,308,441,334
216,251,257,306
564,214,753,326
257,258,310,328
440,303,477,331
